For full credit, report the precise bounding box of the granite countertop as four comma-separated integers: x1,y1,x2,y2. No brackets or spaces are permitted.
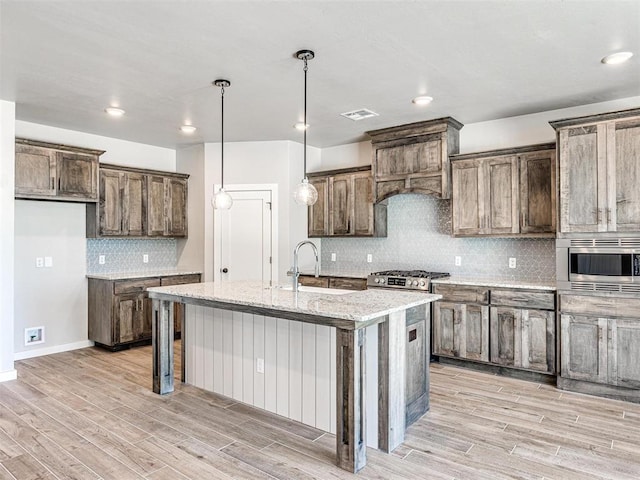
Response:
86,270,202,281
431,276,556,291
147,280,441,323
298,269,369,279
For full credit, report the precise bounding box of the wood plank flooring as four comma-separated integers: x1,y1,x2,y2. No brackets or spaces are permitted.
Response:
1,343,640,479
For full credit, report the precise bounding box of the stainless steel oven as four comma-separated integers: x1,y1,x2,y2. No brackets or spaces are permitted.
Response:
557,238,640,292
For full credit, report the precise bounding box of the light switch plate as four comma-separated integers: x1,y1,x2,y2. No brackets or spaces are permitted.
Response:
331,253,336,262
509,257,517,269
143,254,149,263
455,256,462,266
35,257,44,268
44,256,53,268
256,357,265,374
367,254,373,263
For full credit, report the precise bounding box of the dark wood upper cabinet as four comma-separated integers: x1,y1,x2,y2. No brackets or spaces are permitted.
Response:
87,164,187,238
307,166,386,237
450,143,556,238
550,107,640,234
15,139,103,202
366,117,463,201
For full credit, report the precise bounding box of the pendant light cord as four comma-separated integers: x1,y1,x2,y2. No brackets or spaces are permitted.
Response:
220,84,225,189
303,57,308,180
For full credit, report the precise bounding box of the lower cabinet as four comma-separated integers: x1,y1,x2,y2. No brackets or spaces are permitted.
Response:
432,283,556,375
89,273,201,350
560,311,640,388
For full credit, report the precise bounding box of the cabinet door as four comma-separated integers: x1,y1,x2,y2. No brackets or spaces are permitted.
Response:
485,156,519,235
147,175,166,236
99,170,124,236
308,177,329,237
433,301,489,362
167,177,188,237
608,318,640,388
519,150,556,234
560,314,608,383
490,306,522,367
452,159,484,236
521,308,555,373
56,151,98,200
608,120,640,232
329,174,353,235
123,172,147,236
558,126,607,233
114,293,146,344
15,144,57,197
352,172,374,236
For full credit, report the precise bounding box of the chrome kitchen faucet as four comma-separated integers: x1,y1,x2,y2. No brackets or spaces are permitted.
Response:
288,241,320,292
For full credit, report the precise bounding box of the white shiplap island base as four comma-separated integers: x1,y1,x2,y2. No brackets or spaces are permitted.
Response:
147,281,441,473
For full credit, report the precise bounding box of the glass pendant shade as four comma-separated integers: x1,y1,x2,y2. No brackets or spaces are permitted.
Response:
293,178,318,206
212,187,233,210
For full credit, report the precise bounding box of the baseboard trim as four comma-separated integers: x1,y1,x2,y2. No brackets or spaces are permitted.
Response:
0,369,17,382
14,340,95,361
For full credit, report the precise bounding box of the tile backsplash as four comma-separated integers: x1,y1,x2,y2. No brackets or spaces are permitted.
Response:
321,194,556,282
87,238,177,274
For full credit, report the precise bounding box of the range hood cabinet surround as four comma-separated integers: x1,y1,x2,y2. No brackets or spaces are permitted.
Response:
367,117,463,202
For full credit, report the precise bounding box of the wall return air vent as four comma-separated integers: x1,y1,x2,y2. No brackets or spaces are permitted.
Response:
340,108,379,121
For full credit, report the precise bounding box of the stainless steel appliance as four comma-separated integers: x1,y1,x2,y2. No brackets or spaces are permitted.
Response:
556,238,640,293
367,270,450,291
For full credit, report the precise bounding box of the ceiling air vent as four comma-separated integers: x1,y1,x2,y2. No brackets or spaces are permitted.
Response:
340,108,379,121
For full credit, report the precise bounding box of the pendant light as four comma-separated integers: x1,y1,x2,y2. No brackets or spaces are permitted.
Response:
212,79,233,210
292,49,318,206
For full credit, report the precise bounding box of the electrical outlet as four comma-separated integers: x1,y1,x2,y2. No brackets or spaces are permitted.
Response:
509,257,517,269
367,254,373,263
256,357,265,374
35,257,44,268
143,254,149,263
455,256,462,266
44,256,53,268
99,255,106,265
331,253,336,262
24,326,45,346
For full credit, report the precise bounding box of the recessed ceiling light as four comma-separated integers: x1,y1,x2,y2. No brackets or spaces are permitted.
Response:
340,108,379,121
105,107,125,117
180,125,197,134
294,122,309,131
412,95,433,106
601,51,633,65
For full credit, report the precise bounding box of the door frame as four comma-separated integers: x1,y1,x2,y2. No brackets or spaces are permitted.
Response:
212,183,278,285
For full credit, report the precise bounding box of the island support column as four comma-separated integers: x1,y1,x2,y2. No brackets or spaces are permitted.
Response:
336,327,367,473
152,298,174,395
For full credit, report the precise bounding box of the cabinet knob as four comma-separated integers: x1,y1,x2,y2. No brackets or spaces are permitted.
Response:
222,268,228,273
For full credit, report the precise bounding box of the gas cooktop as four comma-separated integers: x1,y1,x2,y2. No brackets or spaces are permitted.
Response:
367,270,450,291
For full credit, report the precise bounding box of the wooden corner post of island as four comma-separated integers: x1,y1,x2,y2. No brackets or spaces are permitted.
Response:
152,298,174,395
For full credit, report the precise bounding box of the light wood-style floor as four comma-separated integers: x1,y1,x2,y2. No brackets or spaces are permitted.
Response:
1,344,640,480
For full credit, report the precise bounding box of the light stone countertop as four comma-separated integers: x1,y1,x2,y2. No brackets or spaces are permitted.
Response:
431,276,556,291
147,280,441,324
86,270,202,281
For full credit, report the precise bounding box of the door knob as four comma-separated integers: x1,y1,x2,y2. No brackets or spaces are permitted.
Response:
222,268,228,273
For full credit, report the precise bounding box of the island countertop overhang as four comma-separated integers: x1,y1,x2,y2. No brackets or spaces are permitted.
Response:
147,281,442,330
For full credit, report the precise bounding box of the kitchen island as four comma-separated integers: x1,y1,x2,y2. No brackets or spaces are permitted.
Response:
147,281,441,473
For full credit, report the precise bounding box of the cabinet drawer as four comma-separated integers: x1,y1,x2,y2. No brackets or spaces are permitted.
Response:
560,294,640,318
432,284,489,304
298,275,330,288
114,278,161,294
329,277,367,291
160,274,201,286
491,289,555,310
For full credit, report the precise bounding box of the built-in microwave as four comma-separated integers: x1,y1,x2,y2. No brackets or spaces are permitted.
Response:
568,248,639,283
557,238,640,292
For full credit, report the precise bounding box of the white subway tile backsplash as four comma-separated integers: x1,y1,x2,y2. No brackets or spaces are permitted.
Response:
321,194,555,282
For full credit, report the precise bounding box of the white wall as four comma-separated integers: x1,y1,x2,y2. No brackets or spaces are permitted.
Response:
0,100,16,381
176,144,205,272
460,96,640,153
202,140,321,283
13,122,177,359
316,141,371,171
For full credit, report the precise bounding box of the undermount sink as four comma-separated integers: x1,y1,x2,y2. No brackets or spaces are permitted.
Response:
276,285,352,295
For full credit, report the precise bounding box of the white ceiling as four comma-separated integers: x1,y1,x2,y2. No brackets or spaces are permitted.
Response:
1,1,639,149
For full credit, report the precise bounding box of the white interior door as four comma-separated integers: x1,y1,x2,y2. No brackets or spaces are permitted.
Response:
215,188,273,284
